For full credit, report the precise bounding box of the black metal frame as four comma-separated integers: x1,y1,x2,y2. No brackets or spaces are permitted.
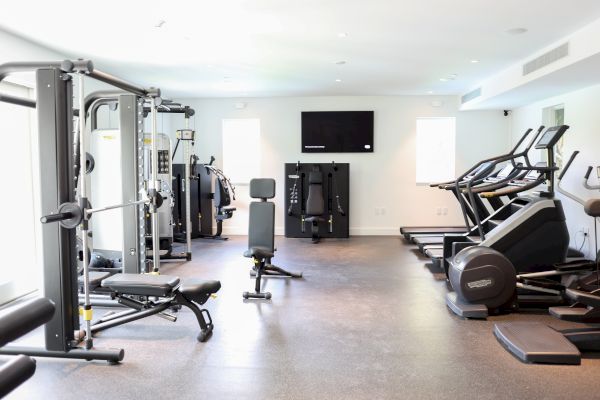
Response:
0,60,160,363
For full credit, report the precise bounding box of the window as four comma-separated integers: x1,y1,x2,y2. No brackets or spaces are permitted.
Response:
0,82,38,305
543,104,565,168
222,118,260,184
415,117,456,184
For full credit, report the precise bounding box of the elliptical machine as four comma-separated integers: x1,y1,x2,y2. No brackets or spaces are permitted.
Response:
445,125,595,318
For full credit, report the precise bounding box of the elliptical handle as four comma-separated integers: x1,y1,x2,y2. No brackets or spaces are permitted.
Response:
558,151,579,180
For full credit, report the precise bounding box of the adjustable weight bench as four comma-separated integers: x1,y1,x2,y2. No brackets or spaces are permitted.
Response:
85,273,220,342
243,178,302,299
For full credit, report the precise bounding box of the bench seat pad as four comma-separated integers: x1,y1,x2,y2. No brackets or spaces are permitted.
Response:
101,274,180,297
78,271,112,289
243,246,274,259
180,279,221,304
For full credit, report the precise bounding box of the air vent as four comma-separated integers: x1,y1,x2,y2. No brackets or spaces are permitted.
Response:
461,87,482,104
523,43,569,76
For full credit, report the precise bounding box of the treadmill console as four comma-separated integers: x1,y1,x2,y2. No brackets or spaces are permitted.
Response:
534,125,569,149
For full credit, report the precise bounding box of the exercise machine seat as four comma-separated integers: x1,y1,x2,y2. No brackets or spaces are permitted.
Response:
305,171,325,221
214,178,236,216
78,271,112,290
247,178,276,254
244,246,275,259
179,279,221,305
101,274,181,297
584,199,600,218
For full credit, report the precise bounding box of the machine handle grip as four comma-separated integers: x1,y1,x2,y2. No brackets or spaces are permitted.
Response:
40,212,73,224
585,166,593,180
558,151,579,180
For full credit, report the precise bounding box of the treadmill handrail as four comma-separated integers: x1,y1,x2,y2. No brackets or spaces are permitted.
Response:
479,177,546,198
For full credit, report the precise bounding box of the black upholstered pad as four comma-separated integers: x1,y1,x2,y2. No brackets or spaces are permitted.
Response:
101,273,180,297
304,216,325,222
222,206,236,212
78,271,112,289
180,279,221,298
243,246,275,259
584,199,600,217
250,178,275,199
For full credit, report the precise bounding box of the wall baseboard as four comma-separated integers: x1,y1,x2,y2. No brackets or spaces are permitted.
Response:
220,226,400,236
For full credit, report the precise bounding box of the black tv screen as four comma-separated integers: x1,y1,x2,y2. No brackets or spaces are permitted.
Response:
301,111,374,153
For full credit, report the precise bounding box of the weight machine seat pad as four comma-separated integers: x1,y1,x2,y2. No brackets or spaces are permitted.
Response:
249,178,275,199
584,199,600,217
101,274,181,297
78,271,112,289
179,279,221,303
244,246,275,259
304,216,325,223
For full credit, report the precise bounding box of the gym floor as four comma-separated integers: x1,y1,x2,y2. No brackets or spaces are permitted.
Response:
4,236,600,400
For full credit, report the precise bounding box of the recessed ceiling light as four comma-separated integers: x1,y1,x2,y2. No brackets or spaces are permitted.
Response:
427,90,434,94
154,20,166,28
505,27,528,35
470,59,479,63
335,79,342,82
337,32,348,38
439,78,448,82
335,61,347,65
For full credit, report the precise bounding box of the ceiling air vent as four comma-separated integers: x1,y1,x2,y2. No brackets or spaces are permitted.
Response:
461,87,482,104
523,42,569,76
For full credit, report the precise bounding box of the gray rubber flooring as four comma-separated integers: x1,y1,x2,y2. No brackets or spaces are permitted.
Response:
3,236,600,399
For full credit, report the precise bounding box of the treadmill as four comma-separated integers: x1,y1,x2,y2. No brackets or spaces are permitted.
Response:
400,127,536,243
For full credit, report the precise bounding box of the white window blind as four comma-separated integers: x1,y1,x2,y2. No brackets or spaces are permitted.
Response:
415,117,456,184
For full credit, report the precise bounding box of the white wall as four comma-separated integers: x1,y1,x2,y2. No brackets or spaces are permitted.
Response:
510,84,600,258
168,96,510,235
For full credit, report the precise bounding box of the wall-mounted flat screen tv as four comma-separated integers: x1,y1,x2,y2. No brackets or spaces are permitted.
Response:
301,111,374,153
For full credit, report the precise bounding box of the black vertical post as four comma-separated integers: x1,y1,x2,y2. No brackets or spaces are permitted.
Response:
36,68,79,351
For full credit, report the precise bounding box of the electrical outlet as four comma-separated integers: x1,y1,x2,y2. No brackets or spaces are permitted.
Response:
442,207,448,215
436,207,442,216
381,208,386,216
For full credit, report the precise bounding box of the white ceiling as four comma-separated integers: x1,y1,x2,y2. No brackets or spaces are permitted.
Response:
2,0,600,98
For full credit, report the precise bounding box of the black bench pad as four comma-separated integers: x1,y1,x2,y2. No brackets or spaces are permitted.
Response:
101,274,180,297
180,279,221,304
304,216,325,223
78,271,112,289
244,246,274,259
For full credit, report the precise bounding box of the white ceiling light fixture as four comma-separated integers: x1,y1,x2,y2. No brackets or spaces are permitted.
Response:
470,59,480,63
427,90,434,94
505,27,528,35
335,79,342,82
439,78,448,82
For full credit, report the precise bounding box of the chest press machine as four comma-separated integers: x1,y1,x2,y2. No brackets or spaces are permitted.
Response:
0,60,220,363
